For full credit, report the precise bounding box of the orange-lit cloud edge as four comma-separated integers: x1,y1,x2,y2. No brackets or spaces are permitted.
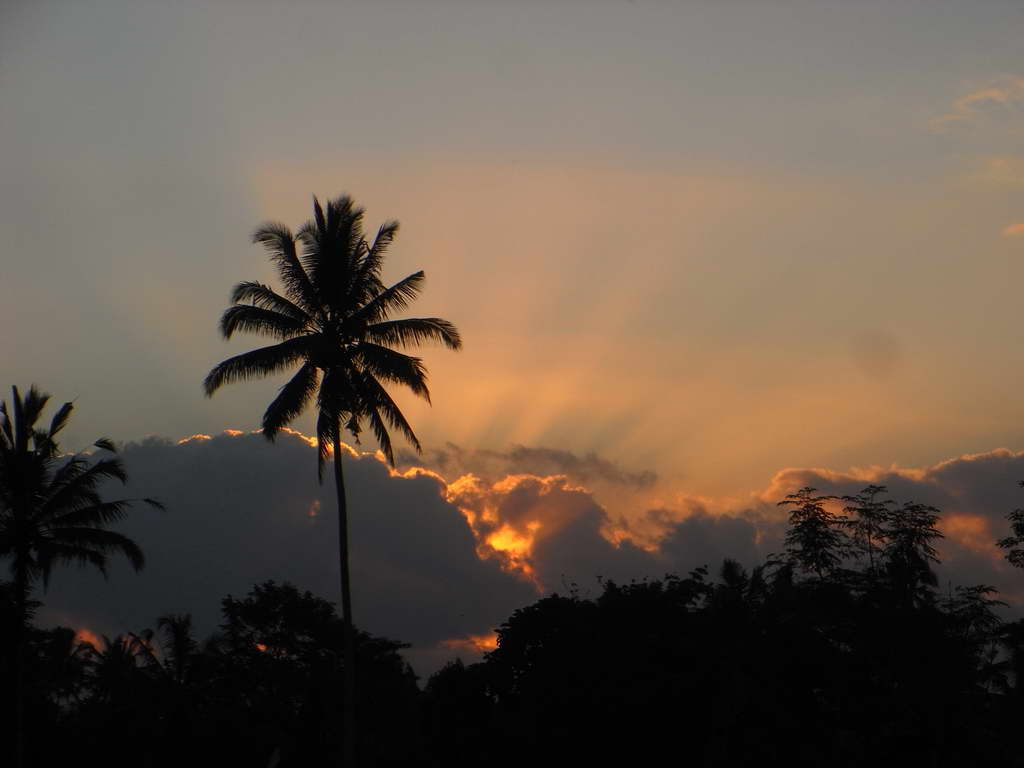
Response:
171,429,1024,654
188,429,1024,568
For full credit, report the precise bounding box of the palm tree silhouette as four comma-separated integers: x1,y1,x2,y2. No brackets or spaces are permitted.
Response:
82,630,160,698
204,195,461,763
0,384,161,768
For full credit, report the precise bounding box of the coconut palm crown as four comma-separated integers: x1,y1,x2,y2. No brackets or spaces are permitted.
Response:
0,384,161,768
0,385,161,597
203,195,462,472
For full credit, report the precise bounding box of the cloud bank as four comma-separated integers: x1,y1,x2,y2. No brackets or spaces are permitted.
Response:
30,431,1024,676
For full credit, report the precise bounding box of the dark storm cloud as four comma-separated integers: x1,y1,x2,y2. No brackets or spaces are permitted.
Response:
763,449,1024,531
35,431,536,671
31,431,774,674
32,433,1024,678
655,507,784,577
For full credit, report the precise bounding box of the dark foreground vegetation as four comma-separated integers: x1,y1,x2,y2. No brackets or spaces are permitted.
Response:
5,484,1024,767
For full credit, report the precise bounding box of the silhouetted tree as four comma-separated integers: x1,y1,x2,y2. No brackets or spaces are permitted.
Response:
939,584,1005,692
156,613,198,686
0,385,161,768
778,487,848,579
423,658,495,763
73,629,168,766
34,626,92,710
485,572,715,763
203,196,461,763
884,501,943,608
82,631,160,706
214,580,419,766
997,481,1024,567
842,484,895,577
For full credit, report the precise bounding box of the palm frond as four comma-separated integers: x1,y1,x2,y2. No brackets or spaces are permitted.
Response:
230,281,311,322
352,271,425,324
52,497,161,528
0,400,12,449
12,385,30,452
262,362,319,438
20,387,52,448
252,223,321,315
51,500,132,529
203,336,313,396
42,455,92,505
367,220,399,264
359,373,422,463
364,317,462,351
33,544,107,593
354,343,431,402
315,408,337,483
36,544,109,588
47,401,74,441
347,220,397,304
42,457,129,519
219,305,307,340
46,527,145,572
313,196,327,235
365,406,395,467
32,428,60,459
94,437,117,453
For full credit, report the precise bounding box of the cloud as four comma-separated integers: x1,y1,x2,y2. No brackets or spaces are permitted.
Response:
31,430,773,674
933,77,1024,130
655,506,783,577
973,156,1024,187
30,431,1024,678
35,430,537,675
399,443,657,490
1003,222,1024,237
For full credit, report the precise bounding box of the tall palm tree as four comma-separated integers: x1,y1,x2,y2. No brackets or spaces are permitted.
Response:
0,384,162,767
204,194,462,763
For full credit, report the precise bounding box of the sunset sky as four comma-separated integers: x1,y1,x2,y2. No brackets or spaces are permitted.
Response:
4,0,1024,670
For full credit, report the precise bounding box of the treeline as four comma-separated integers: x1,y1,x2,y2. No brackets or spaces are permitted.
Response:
5,484,1024,767
1,581,420,766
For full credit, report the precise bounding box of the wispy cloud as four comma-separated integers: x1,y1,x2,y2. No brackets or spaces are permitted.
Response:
933,77,1024,131
973,155,1024,186
1003,222,1024,237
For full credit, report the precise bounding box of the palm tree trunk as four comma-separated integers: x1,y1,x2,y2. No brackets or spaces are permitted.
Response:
332,432,356,766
